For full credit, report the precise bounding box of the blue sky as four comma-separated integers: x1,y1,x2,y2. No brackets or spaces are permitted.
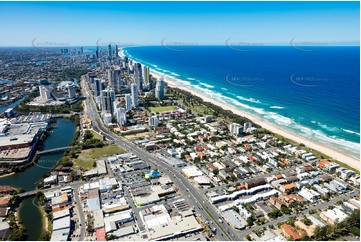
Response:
0,1,359,46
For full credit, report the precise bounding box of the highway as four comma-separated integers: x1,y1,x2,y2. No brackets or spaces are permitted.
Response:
81,77,238,241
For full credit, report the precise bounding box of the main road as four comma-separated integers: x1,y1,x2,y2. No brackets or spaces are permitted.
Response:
81,77,238,241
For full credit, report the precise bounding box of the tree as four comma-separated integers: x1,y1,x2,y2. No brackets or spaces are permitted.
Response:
8,228,27,241
83,130,94,141
232,206,239,213
314,226,327,240
300,235,310,241
326,224,336,238
308,209,317,215
106,234,119,240
281,206,291,214
345,209,360,228
8,196,21,208
335,200,344,206
244,204,254,212
247,217,254,226
302,216,312,226
39,231,51,241
59,156,73,167
70,170,79,181
268,209,281,219
86,224,93,233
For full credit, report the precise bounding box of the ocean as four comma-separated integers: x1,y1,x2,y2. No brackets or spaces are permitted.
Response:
123,46,360,159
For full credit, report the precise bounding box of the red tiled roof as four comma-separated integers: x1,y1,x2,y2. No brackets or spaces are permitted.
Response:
317,160,330,167
281,183,296,190
248,155,256,161
96,227,106,241
275,174,283,179
0,186,14,193
280,224,301,240
0,195,11,206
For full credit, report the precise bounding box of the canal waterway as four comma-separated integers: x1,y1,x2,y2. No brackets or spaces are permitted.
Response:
0,118,76,240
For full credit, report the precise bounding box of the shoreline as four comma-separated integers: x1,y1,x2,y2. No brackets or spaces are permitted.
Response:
39,202,49,235
15,210,24,229
0,172,15,178
150,70,360,171
17,196,45,240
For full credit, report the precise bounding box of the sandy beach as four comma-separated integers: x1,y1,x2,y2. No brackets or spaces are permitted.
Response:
150,70,360,171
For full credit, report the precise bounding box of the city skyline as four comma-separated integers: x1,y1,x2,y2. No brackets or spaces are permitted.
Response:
0,1,359,47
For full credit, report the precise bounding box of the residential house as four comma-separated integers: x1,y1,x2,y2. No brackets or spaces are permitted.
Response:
279,183,296,194
279,224,301,241
269,196,285,210
245,178,266,189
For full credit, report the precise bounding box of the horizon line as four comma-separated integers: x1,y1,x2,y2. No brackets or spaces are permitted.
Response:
0,44,359,48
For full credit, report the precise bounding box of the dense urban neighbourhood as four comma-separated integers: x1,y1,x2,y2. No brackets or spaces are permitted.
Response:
0,46,359,241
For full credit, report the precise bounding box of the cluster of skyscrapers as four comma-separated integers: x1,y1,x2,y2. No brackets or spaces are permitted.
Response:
88,47,165,126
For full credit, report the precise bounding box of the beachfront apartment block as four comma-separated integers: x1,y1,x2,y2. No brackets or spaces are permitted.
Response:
229,122,243,136
155,78,165,100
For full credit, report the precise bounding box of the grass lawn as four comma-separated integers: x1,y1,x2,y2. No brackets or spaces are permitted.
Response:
149,105,177,113
89,130,103,141
73,144,125,170
192,105,213,115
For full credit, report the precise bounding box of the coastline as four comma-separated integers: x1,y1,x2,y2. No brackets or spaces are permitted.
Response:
150,70,360,171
